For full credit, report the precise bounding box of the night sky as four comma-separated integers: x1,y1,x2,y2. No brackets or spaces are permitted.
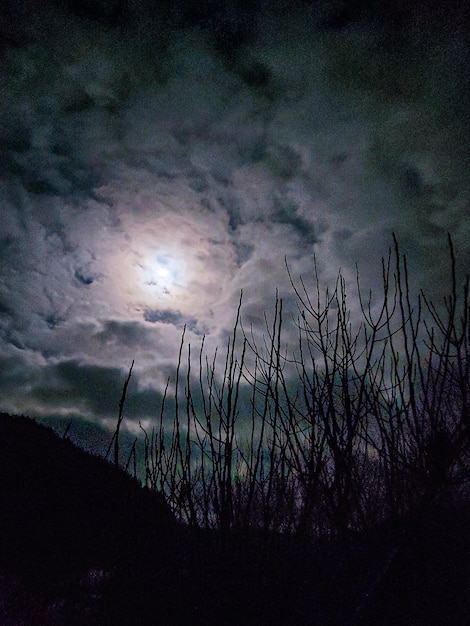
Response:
1,0,469,451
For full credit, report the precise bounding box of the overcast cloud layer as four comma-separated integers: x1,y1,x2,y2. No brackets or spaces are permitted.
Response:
0,0,469,448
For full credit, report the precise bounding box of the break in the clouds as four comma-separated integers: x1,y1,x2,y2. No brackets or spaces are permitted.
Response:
0,0,468,440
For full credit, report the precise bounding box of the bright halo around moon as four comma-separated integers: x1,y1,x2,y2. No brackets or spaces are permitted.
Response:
139,253,186,297
101,208,237,324
106,244,189,315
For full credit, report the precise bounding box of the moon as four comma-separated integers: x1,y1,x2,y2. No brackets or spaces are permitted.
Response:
147,254,182,289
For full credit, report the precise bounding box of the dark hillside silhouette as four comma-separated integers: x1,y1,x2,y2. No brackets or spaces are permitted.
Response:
0,412,174,574
0,412,177,623
0,412,469,624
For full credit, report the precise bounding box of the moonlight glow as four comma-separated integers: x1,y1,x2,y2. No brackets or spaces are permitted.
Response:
141,254,185,293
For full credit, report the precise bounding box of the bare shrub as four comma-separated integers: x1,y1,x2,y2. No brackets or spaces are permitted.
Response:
124,236,469,536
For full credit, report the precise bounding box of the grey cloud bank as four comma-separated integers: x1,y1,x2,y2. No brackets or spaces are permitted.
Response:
0,1,468,445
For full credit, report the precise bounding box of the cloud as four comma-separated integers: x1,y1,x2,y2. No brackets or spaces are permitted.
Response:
0,2,468,435
143,308,200,332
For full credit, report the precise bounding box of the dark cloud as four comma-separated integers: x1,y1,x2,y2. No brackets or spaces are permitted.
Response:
44,313,64,330
96,320,151,348
25,358,166,421
74,267,96,286
52,360,127,414
273,198,318,248
69,0,123,24
143,308,199,332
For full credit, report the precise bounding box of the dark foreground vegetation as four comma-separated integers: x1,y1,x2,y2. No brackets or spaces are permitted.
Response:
131,238,470,539
1,238,469,624
1,413,469,625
